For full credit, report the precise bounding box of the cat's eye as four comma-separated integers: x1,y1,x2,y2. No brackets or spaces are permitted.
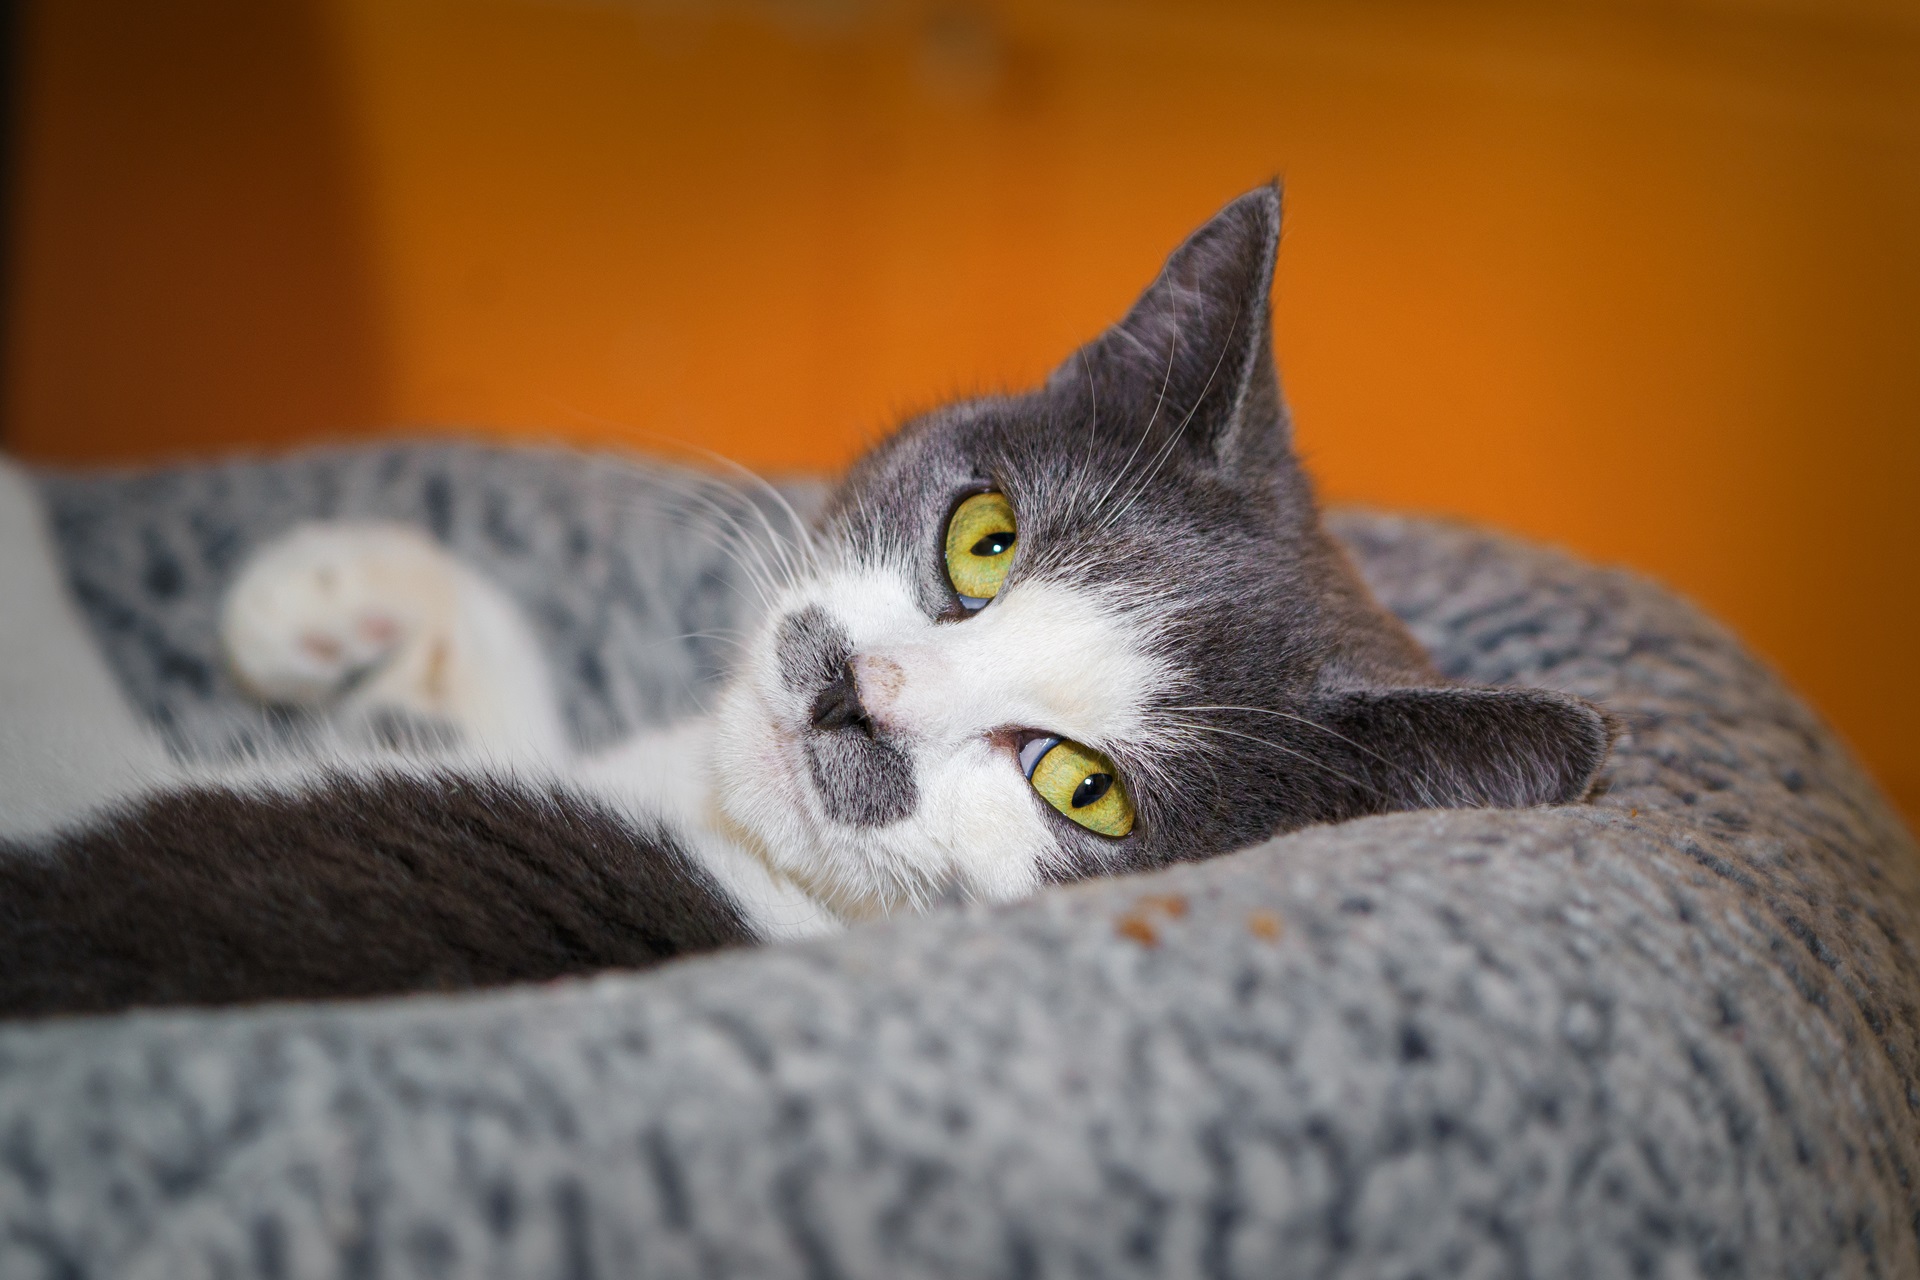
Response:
1018,735,1135,837
944,491,1017,609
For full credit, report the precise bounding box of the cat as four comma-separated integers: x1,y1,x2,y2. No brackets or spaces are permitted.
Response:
0,185,1613,1018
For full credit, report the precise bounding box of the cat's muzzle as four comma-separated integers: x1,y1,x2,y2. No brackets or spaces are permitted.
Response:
808,659,874,738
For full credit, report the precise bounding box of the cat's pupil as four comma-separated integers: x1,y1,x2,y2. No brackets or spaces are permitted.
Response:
970,531,1014,558
1071,773,1112,809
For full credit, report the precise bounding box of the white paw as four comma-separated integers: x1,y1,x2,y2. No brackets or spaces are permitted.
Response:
220,522,458,705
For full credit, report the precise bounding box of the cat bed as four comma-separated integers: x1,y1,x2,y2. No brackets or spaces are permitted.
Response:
3,442,1916,1277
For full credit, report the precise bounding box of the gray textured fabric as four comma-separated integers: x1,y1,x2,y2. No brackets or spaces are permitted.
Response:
4,445,1917,1279
34,443,819,759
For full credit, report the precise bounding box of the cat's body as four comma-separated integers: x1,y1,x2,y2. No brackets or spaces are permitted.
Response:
0,188,1613,1017
0,775,754,1018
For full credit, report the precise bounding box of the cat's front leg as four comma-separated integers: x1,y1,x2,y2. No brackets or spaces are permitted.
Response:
220,522,570,763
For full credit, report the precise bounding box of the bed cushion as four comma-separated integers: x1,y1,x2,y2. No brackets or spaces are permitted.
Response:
3,442,1915,1278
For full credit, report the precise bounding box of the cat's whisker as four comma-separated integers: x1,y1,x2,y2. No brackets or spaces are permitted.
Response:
1098,307,1244,536
1074,350,1103,522
689,486,805,595
1168,703,1445,808
1167,703,1407,774
1160,715,1386,800
1080,350,1099,437
668,444,822,581
673,629,753,654
547,406,821,584
694,527,780,617
1085,309,1182,522
610,482,792,614
727,483,814,593
597,464,814,600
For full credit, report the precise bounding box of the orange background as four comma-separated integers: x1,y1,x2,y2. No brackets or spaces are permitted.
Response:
4,0,1916,824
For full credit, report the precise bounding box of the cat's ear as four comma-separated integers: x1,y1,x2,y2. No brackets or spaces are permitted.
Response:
1306,686,1614,815
1049,183,1286,477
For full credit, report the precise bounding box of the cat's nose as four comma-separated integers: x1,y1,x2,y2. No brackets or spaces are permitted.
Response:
847,653,907,724
845,649,947,738
809,657,874,737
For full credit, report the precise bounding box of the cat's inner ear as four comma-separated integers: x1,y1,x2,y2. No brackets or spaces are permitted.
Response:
1049,183,1286,477
1305,686,1615,817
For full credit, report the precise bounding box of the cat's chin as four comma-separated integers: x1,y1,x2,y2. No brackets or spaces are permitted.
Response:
708,675,886,920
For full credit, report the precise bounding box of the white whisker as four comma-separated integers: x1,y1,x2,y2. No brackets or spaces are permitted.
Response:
1162,715,1384,799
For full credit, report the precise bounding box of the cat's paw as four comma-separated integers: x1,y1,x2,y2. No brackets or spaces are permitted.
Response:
221,522,458,705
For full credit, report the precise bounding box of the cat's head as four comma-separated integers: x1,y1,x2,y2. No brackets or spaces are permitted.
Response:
714,185,1611,918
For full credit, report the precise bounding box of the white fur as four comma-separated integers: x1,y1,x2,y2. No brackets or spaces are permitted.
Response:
221,522,568,765
577,721,836,940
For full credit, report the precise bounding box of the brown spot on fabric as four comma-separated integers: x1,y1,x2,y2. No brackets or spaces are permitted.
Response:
1115,893,1190,947
1247,910,1284,942
1136,893,1188,919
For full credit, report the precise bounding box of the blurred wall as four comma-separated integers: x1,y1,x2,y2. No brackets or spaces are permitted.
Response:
4,0,1916,823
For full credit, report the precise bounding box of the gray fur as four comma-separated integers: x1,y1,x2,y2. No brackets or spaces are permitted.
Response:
774,604,845,696
806,731,918,829
2,496,1914,1278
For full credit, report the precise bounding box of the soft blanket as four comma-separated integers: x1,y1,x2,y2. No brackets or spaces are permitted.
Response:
1,443,1914,1279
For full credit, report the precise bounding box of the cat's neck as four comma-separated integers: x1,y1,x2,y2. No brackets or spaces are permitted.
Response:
578,719,844,941
576,716,723,830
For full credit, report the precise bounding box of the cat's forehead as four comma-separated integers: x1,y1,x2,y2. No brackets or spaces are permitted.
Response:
834,392,1264,545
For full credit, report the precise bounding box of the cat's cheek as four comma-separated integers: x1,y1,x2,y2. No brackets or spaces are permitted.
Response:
711,683,815,856
917,744,1050,902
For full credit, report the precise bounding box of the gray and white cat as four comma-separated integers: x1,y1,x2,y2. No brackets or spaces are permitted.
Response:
0,187,1612,1015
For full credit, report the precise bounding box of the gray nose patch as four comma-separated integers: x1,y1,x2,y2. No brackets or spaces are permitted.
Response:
776,604,919,827
805,732,916,827
776,604,849,693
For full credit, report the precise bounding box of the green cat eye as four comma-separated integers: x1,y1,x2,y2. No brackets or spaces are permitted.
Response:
1026,738,1135,837
944,491,1017,606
